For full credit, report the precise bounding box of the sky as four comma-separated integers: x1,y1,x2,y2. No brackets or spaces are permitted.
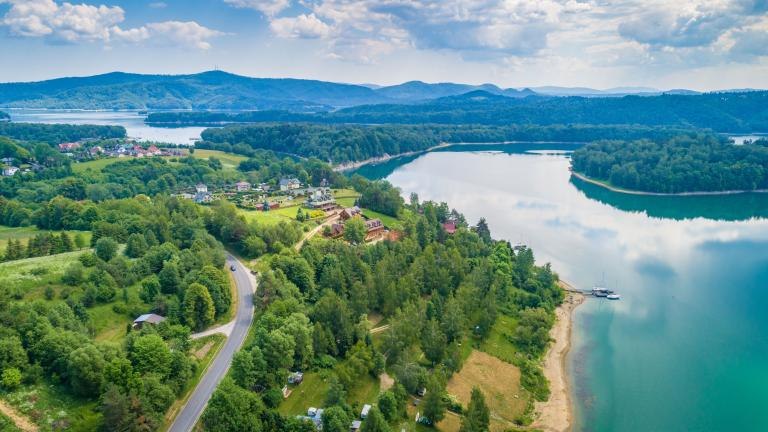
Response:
1,0,767,90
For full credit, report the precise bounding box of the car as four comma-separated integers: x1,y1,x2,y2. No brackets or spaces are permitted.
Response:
230,265,236,271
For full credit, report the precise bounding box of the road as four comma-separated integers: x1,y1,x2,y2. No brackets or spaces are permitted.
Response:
167,254,256,432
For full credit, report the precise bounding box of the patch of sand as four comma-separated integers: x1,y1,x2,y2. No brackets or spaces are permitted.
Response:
193,341,214,360
532,288,585,432
379,372,394,391
0,399,38,432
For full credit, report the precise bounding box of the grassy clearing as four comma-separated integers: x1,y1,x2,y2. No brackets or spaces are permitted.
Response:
278,371,331,416
0,226,91,251
446,350,527,432
71,158,123,173
240,208,294,226
0,411,21,432
1,384,100,431
332,189,360,200
190,149,247,169
478,314,520,364
0,251,84,292
336,197,357,208
347,374,380,409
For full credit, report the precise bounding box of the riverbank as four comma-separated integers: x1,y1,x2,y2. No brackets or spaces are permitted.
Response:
533,282,585,432
571,170,768,196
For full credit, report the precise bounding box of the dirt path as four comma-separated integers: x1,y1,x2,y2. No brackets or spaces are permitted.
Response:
0,400,38,432
295,214,339,251
370,324,390,334
532,287,585,432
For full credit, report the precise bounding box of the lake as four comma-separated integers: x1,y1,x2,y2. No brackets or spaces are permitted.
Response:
355,144,768,432
6,109,206,145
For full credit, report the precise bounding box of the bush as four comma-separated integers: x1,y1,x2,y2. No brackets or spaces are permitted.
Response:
79,252,98,267
1,368,22,389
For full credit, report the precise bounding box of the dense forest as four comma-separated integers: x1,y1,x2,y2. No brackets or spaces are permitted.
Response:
0,122,125,146
150,90,768,132
198,123,710,164
571,134,768,193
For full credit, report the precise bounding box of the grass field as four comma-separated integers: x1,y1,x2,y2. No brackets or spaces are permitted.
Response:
478,314,520,364
446,350,527,431
0,226,91,251
278,367,381,417
0,251,84,292
71,157,123,173
361,209,403,230
191,149,247,170
0,412,21,432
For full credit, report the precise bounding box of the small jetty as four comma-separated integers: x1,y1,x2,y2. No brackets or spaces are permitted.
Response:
558,280,621,300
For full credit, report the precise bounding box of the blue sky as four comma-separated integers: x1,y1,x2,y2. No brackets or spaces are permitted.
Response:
1,0,767,90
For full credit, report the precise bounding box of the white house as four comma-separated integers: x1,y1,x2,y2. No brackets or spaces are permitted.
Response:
2,166,19,176
279,177,301,191
196,183,208,194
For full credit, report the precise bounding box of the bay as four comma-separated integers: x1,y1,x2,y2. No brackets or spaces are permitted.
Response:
355,144,768,432
5,109,206,145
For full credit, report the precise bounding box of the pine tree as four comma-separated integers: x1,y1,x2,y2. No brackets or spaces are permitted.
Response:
460,387,490,432
60,232,74,252
361,407,391,432
422,376,446,425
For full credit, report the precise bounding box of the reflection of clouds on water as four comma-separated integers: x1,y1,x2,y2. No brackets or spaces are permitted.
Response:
544,216,617,240
633,255,676,279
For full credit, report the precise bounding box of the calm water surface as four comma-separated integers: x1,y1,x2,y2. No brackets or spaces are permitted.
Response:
6,109,206,145
357,144,768,432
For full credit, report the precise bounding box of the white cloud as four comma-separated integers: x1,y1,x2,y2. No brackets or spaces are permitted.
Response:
0,0,223,49
223,0,290,16
269,13,331,39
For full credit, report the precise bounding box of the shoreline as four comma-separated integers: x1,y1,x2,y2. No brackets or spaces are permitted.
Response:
571,170,768,196
532,281,585,432
333,140,586,172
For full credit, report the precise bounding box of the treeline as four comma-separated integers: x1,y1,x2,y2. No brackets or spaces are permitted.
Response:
149,90,768,132
0,196,231,430
0,122,125,145
1,231,86,262
572,134,768,193
202,197,564,430
198,123,707,164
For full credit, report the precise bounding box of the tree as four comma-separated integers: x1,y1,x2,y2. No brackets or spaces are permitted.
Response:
322,406,352,432
139,276,161,303
460,387,490,432
62,262,85,286
361,407,391,432
100,384,140,432
421,319,447,365
158,261,181,294
183,283,216,331
202,378,264,432
67,345,105,396
474,218,491,243
95,236,118,261
125,233,149,258
422,376,447,425
378,390,399,422
129,334,172,377
74,232,87,249
344,217,367,244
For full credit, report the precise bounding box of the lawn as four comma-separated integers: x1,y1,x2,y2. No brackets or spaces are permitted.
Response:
332,189,360,200
278,371,332,416
446,350,528,432
190,149,247,170
336,197,357,208
240,208,295,226
71,157,122,173
0,226,91,250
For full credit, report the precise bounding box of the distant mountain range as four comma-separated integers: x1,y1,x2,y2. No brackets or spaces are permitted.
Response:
2,70,743,111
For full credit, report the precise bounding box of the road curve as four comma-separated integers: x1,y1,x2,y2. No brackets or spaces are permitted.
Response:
167,254,255,432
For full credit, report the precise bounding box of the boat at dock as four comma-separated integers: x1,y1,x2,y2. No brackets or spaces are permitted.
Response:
607,294,621,300
592,286,614,297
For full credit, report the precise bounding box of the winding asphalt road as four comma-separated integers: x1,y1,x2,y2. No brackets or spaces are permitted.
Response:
167,254,256,432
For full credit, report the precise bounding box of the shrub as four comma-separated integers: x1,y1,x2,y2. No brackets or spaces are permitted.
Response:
2,367,22,389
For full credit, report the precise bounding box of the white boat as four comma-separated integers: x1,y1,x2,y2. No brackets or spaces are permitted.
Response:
607,294,621,300
592,286,613,297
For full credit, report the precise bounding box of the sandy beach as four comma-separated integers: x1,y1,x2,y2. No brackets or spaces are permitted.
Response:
532,283,585,432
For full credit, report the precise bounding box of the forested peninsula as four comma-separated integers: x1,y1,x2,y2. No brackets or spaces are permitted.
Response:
571,135,768,194
197,123,707,164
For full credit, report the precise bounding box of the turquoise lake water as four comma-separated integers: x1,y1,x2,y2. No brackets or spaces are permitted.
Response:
356,144,768,432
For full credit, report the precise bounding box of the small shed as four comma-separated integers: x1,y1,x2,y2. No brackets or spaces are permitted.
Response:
288,371,304,385
132,313,165,330
350,420,362,431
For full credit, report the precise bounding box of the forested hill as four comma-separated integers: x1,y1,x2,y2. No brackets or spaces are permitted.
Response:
197,123,713,164
148,90,768,132
0,71,536,110
572,136,768,193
